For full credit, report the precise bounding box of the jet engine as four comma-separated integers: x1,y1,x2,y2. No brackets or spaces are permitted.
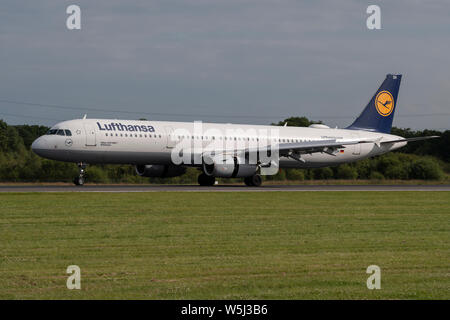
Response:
203,154,257,178
135,164,186,178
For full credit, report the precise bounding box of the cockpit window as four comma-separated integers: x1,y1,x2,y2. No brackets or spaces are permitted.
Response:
46,129,72,136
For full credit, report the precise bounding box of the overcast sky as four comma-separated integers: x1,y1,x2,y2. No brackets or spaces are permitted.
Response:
0,0,449,130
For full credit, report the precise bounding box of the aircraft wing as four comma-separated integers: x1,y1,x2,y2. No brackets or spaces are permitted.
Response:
276,139,355,155
196,136,439,161
240,138,374,157
244,136,440,155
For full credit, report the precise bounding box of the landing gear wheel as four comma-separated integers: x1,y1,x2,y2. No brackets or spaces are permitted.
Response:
198,173,216,186
73,162,87,186
73,176,85,186
251,174,262,187
244,174,262,187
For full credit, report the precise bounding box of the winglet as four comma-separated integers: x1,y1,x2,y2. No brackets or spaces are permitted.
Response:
82,114,87,120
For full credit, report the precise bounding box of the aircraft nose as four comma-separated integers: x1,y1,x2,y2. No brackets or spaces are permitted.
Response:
31,137,49,155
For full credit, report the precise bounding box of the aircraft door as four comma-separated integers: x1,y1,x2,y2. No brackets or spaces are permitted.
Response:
84,123,96,146
165,126,176,148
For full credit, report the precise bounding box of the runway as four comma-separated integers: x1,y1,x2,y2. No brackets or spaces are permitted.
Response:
0,184,449,192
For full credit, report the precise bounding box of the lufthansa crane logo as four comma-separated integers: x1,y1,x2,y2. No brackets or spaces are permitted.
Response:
65,139,73,147
375,90,394,116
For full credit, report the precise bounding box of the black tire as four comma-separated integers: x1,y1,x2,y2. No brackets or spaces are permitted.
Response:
73,176,84,186
206,175,216,186
198,173,206,186
198,173,215,186
244,175,262,187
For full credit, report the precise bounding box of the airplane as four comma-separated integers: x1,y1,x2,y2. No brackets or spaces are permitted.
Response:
31,74,438,187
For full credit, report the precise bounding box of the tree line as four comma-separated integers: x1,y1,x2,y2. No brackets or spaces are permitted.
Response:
0,118,448,183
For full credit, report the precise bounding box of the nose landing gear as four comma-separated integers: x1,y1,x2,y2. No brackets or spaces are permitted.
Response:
73,162,87,186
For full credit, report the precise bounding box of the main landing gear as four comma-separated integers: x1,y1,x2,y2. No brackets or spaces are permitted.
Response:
73,162,86,186
198,173,216,186
244,174,262,187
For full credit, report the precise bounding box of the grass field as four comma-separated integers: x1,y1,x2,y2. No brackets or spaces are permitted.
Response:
0,191,448,299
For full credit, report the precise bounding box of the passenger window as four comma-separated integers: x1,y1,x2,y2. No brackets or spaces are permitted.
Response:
56,129,65,136
65,130,72,136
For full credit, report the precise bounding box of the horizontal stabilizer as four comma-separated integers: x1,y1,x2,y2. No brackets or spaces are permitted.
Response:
380,136,440,144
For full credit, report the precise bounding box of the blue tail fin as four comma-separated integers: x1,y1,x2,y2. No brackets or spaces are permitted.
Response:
347,74,402,134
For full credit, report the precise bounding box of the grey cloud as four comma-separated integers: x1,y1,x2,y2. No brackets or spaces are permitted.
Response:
0,0,449,129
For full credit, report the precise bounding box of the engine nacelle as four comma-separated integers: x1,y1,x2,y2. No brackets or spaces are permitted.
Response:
135,164,186,178
203,155,257,178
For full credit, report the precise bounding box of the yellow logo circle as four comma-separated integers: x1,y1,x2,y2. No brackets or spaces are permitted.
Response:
375,91,394,117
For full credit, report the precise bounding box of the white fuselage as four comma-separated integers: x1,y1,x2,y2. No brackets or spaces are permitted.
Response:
31,118,406,168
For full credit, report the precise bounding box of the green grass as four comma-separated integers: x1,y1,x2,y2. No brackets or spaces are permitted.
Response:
0,192,448,299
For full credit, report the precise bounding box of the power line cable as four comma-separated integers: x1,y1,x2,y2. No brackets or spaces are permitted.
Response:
0,111,63,122
1,98,449,121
